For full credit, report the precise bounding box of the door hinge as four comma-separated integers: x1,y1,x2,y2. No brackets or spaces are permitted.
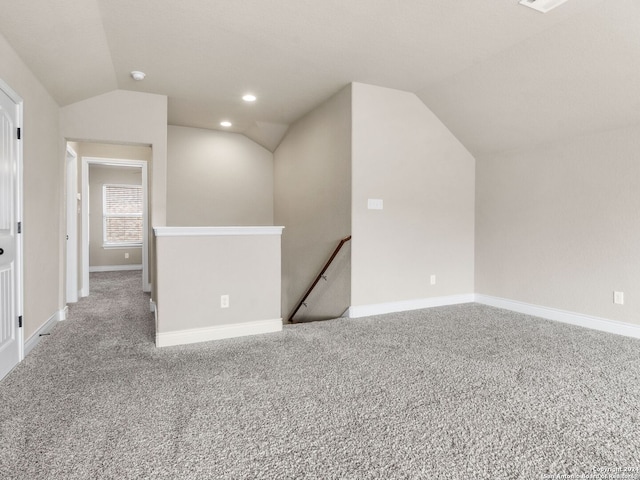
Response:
17,128,21,140
17,222,21,234
18,316,22,328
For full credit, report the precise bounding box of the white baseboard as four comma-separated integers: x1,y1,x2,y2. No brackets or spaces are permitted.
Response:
347,294,475,319
475,294,640,339
156,318,283,348
150,299,158,335
24,308,66,356
89,264,142,272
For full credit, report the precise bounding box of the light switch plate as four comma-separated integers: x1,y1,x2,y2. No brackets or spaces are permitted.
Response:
368,198,383,210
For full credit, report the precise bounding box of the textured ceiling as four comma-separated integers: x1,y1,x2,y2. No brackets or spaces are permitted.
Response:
1,0,632,155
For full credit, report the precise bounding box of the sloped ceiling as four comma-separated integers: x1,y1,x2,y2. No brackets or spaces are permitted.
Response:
2,0,635,156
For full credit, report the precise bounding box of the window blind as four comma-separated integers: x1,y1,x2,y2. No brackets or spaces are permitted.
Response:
103,185,143,245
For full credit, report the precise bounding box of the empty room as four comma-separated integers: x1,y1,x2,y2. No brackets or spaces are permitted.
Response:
0,0,639,478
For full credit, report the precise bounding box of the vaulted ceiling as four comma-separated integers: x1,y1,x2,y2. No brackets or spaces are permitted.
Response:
1,0,636,155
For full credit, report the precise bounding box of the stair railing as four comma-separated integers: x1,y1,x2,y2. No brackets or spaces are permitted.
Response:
287,235,352,323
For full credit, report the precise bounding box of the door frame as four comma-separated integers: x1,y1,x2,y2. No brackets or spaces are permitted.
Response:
0,78,24,368
81,156,150,296
65,145,78,303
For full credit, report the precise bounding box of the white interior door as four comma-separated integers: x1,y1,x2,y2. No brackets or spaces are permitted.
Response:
0,83,22,380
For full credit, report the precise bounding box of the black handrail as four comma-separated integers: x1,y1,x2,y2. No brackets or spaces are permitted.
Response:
287,235,352,323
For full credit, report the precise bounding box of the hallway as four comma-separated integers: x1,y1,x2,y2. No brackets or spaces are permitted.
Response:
0,271,157,478
71,271,155,345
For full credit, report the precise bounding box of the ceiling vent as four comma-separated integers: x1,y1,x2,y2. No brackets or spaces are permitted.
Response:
519,0,569,13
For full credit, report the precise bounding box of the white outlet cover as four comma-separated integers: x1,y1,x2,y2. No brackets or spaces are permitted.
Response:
614,291,624,305
221,295,230,308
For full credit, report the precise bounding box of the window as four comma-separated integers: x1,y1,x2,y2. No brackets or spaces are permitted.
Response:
103,184,143,247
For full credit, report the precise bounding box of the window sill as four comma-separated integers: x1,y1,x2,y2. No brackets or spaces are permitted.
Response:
102,244,142,249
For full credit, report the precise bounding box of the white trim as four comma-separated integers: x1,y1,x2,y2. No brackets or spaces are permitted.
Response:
59,305,69,321
24,308,66,356
150,299,158,336
82,156,150,294
474,294,640,339
346,293,640,339
156,318,283,347
347,294,475,318
89,264,143,272
65,145,78,304
153,226,285,237
150,299,158,338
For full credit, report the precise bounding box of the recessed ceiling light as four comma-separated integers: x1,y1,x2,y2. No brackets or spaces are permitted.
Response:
242,94,257,102
519,0,569,13
130,70,146,81
220,121,232,127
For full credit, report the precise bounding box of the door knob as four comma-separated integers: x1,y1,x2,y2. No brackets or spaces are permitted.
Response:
0,248,4,255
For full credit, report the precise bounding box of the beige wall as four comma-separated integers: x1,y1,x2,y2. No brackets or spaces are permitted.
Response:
88,165,142,267
155,231,281,334
77,142,152,163
167,126,273,226
0,32,62,341
274,85,352,320
351,82,475,307
60,90,167,299
475,124,640,325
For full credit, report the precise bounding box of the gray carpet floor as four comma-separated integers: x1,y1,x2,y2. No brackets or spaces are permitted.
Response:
1,271,639,479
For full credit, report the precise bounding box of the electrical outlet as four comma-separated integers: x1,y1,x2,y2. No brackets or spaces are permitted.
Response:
125,252,129,259
221,295,230,308
614,291,624,305
430,274,436,285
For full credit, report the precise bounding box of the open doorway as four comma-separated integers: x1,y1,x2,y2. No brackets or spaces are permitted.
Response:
65,141,151,302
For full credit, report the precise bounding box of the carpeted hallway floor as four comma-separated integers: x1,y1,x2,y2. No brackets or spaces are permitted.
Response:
1,271,639,479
